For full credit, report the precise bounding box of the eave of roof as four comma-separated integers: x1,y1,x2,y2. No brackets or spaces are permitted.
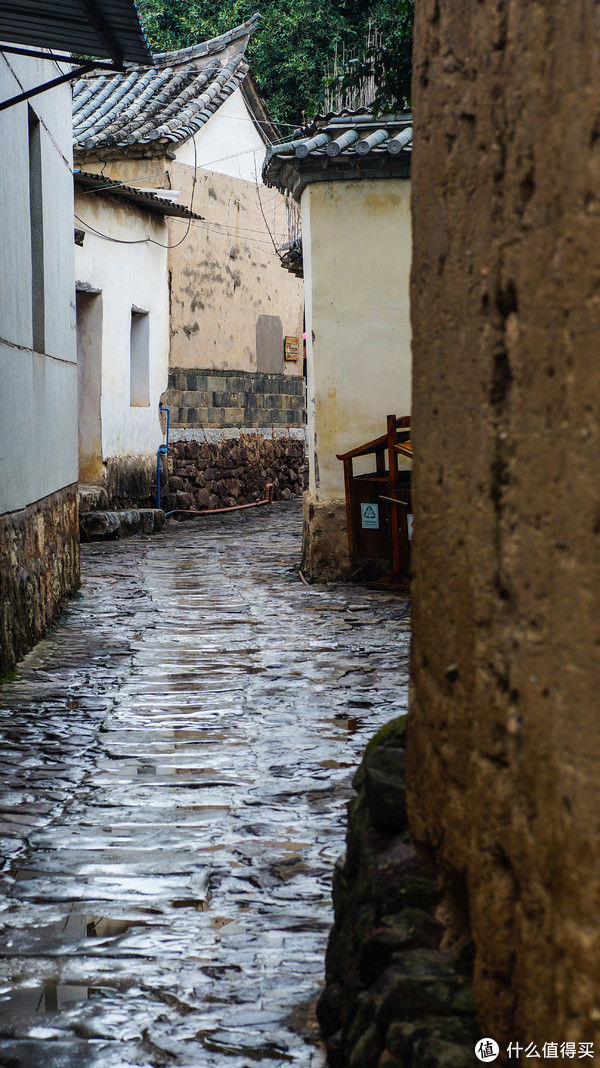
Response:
74,169,204,220
73,13,263,160
263,111,412,201
0,0,151,66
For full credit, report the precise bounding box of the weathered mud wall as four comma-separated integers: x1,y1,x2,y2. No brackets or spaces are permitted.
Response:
79,157,304,375
0,487,79,673
162,435,306,513
408,0,600,1049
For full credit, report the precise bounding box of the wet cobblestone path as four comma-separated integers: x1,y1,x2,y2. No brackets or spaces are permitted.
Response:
0,502,410,1067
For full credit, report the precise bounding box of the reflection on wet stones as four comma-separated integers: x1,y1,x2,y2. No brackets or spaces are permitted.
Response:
0,501,409,1066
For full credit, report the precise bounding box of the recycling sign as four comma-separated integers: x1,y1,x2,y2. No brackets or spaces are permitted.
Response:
361,502,379,530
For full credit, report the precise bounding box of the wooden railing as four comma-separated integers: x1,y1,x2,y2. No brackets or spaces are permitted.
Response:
337,414,412,584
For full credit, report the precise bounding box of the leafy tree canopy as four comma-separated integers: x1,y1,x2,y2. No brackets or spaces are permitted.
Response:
136,0,413,129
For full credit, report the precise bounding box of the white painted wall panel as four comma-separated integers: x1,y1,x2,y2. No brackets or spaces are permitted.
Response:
175,87,266,183
0,342,77,513
0,51,77,515
74,193,170,460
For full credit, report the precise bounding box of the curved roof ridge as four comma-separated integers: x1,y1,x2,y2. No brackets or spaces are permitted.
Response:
153,13,261,68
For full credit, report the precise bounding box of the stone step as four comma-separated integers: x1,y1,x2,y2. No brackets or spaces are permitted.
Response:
79,509,165,541
78,484,109,512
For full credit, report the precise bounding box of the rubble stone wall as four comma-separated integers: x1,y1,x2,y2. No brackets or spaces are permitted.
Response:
318,716,478,1067
162,435,307,514
0,486,79,673
166,368,305,431
408,0,600,1049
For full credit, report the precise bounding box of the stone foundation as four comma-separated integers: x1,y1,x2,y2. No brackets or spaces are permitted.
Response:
161,434,307,514
0,485,80,674
317,717,478,1066
166,368,305,430
104,455,157,509
302,495,351,582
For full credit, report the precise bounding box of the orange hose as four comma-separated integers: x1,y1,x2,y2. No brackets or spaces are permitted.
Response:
165,483,274,517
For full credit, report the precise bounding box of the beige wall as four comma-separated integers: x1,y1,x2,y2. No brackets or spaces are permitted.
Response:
408,0,600,1050
302,178,411,502
82,152,303,375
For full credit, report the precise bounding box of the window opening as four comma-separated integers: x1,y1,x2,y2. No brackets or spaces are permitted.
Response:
130,308,150,406
28,105,44,353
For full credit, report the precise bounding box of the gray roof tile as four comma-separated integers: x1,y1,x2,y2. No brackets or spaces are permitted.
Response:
74,170,205,219
73,14,261,158
263,110,412,199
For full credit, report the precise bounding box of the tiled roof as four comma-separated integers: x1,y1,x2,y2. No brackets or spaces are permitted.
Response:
263,110,412,200
73,170,205,220
73,13,261,159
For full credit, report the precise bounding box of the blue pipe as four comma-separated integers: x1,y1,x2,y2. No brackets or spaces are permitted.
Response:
157,406,170,510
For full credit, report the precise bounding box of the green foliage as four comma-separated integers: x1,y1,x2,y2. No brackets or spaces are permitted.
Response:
136,0,412,127
335,2,414,114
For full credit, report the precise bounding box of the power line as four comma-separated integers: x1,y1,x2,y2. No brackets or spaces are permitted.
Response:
1,53,72,171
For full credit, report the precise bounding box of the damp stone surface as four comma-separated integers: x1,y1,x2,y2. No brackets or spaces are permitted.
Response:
0,500,410,1067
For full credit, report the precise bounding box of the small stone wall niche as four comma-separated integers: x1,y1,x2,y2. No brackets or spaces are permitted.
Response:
317,716,478,1067
0,486,80,674
162,434,307,514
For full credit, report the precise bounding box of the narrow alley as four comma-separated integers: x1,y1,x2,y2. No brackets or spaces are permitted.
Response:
0,502,410,1067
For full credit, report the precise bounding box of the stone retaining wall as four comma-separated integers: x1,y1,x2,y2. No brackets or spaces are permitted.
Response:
0,486,80,674
318,717,478,1067
165,368,305,430
162,434,307,514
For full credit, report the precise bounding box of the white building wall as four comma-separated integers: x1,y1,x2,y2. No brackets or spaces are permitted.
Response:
74,192,170,460
174,87,267,182
301,177,412,501
0,52,77,515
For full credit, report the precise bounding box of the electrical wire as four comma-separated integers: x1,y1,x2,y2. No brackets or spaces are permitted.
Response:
149,133,198,249
1,53,73,171
76,170,170,193
75,210,282,253
75,136,200,250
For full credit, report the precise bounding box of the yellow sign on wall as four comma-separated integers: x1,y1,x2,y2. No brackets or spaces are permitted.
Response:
284,336,300,361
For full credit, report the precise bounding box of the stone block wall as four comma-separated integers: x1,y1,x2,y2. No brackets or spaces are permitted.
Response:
0,486,80,674
161,435,307,514
166,368,305,430
408,0,600,1050
318,717,478,1066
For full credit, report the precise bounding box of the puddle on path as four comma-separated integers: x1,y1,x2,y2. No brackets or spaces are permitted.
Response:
0,501,410,1066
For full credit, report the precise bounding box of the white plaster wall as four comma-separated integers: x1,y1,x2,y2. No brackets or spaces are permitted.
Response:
74,192,170,460
174,87,267,183
301,177,412,501
0,52,77,515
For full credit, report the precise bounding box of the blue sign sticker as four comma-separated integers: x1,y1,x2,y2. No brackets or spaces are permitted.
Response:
361,502,379,530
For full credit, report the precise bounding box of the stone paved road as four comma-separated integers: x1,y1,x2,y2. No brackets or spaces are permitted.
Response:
0,502,410,1067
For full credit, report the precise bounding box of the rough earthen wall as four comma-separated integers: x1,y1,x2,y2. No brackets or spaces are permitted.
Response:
0,487,80,673
408,0,600,1048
